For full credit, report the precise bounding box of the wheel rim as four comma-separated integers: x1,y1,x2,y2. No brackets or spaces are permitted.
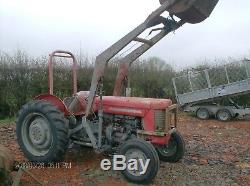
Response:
21,113,53,156
158,137,177,157
197,109,209,119
218,110,230,121
125,148,147,177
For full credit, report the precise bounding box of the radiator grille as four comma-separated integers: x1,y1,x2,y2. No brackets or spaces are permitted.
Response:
154,110,165,130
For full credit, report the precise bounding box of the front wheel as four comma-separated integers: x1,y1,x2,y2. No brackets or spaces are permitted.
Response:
118,138,159,184
156,131,185,162
16,100,69,163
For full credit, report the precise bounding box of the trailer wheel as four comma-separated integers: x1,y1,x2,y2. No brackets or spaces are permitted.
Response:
156,131,185,162
16,100,69,163
216,109,232,121
196,108,210,120
118,138,159,184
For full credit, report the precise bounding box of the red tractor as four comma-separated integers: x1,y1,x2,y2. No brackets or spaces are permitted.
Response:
16,0,219,183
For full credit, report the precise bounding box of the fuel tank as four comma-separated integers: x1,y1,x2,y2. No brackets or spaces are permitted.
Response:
160,0,219,23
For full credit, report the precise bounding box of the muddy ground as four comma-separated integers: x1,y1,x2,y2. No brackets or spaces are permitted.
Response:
0,114,250,186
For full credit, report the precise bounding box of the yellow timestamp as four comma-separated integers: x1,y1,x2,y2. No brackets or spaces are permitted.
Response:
16,162,72,169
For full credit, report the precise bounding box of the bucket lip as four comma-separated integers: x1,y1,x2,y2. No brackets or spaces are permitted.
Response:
160,0,219,24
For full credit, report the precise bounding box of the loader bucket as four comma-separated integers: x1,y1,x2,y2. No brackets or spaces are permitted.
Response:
160,0,219,23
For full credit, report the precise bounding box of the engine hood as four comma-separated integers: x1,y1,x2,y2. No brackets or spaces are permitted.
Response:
100,96,172,110
77,91,172,111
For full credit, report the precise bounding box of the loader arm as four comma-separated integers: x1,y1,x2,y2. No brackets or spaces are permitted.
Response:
113,20,185,96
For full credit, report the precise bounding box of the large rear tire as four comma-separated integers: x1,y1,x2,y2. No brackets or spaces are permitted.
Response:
156,131,185,162
118,138,159,184
16,100,69,163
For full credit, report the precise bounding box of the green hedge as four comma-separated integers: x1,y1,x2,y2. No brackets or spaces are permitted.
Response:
0,50,249,118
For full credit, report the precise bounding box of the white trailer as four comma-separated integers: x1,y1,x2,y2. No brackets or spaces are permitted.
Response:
172,60,250,121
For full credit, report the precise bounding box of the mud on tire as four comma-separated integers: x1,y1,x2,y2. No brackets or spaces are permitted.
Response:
16,100,69,163
118,138,160,184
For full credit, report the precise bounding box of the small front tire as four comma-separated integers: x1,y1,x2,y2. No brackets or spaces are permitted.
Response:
118,138,159,184
156,131,185,162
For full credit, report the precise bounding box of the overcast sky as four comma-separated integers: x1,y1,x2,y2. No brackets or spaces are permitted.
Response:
0,0,250,69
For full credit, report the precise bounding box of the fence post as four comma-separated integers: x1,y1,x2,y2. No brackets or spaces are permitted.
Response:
224,67,230,84
172,78,178,96
204,69,211,88
188,73,194,92
244,60,250,78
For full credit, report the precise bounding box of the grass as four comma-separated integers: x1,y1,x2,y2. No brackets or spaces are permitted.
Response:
0,117,15,125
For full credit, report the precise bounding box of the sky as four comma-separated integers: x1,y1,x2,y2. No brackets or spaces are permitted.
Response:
0,0,250,69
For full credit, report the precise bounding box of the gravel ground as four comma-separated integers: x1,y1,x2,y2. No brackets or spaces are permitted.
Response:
0,114,250,186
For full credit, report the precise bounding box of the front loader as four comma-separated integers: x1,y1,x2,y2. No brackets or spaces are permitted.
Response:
113,0,219,96
16,0,219,183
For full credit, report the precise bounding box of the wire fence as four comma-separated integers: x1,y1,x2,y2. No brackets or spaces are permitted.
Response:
173,60,250,94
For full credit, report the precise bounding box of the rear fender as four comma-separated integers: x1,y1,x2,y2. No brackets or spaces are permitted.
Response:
34,94,70,116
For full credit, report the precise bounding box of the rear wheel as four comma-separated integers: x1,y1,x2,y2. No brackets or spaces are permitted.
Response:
196,108,210,120
16,100,69,163
156,131,185,162
216,109,232,121
118,138,159,184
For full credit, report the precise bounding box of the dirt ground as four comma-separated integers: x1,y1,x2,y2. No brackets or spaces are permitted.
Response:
0,114,250,186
